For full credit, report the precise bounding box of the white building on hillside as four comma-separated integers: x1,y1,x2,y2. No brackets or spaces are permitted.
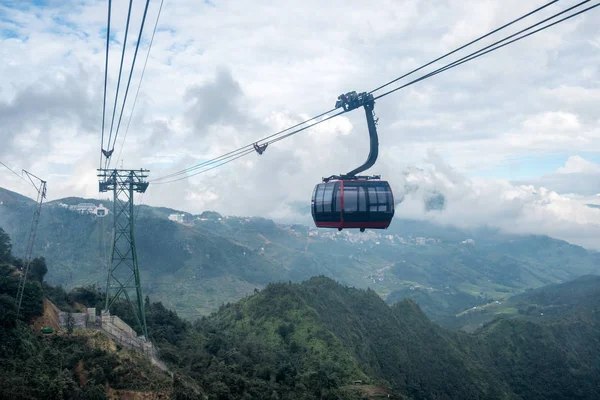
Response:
70,203,109,217
168,213,185,223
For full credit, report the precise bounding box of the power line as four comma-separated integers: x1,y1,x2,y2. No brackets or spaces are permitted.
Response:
369,0,560,94
0,161,37,189
135,192,145,220
151,107,338,182
299,1,598,135
150,0,568,184
151,109,341,184
267,110,345,145
152,148,256,184
105,0,134,169
15,172,46,320
109,0,152,160
373,0,598,101
153,2,599,184
153,105,345,184
100,0,112,169
116,0,166,164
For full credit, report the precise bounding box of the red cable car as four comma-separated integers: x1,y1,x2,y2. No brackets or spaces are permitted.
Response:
312,179,394,231
312,91,395,231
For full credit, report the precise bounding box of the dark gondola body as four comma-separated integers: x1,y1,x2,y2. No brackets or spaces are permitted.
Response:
312,179,394,230
311,91,395,231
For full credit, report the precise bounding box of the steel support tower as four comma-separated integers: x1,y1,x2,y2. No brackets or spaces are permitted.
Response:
98,168,149,339
15,171,47,319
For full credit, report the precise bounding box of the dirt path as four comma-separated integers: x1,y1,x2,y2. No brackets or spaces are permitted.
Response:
31,298,61,331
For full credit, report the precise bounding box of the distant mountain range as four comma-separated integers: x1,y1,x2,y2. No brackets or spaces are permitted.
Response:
0,187,35,205
1,186,599,320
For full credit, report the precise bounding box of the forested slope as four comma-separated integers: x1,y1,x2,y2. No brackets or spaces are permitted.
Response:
3,217,599,399
108,275,599,399
0,228,187,399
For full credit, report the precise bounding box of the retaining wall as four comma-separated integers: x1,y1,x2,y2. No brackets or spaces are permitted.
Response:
56,307,169,373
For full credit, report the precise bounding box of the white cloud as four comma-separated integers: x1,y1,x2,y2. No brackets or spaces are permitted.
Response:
1,0,600,248
513,155,600,197
393,151,600,249
522,111,581,132
556,155,600,174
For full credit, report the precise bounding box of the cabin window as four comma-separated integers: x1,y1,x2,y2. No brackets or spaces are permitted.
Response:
315,184,325,213
358,186,367,212
344,187,358,212
323,183,335,212
365,185,392,212
368,187,377,211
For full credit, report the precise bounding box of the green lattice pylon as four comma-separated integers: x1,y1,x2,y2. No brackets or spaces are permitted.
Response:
97,169,149,339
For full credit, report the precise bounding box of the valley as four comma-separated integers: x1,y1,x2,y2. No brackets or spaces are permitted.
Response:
3,1,600,398
2,192,600,398
2,187,599,322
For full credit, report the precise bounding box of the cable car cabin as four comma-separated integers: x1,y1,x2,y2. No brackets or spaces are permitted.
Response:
312,180,394,231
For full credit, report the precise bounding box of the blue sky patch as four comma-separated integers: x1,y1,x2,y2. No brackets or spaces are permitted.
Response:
473,153,600,180
0,27,19,39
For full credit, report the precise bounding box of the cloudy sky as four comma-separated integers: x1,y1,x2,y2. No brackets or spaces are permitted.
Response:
1,0,600,247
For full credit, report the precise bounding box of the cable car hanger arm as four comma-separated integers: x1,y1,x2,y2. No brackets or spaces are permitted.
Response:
324,91,379,182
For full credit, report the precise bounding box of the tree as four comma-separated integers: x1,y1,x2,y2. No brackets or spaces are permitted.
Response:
48,369,78,399
66,312,75,335
29,257,48,282
0,228,11,264
0,293,16,329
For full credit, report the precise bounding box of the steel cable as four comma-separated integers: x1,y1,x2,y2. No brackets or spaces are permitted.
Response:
150,1,599,183
105,0,134,169
116,0,166,165
100,0,112,168
109,0,152,161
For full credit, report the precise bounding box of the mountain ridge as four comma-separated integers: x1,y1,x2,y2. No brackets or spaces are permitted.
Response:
1,186,599,320
3,221,600,399
153,275,600,399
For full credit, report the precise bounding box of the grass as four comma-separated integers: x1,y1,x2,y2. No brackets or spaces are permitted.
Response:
495,307,518,315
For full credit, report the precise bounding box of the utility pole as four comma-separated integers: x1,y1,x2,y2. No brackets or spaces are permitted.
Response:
15,170,47,319
97,168,149,339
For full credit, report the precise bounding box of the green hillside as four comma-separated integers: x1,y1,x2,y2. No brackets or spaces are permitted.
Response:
0,234,179,399
447,274,600,331
385,285,487,321
3,220,600,399
1,186,599,320
0,187,35,205
114,275,600,399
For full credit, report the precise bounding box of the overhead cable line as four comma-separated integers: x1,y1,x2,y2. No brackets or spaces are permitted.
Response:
152,1,598,184
135,192,146,221
373,0,597,101
265,112,345,146
272,1,599,139
109,0,152,165
151,107,338,182
369,0,560,94
152,148,257,184
151,0,558,183
100,0,112,169
105,0,134,169
157,1,598,183
116,0,166,165
0,161,37,189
